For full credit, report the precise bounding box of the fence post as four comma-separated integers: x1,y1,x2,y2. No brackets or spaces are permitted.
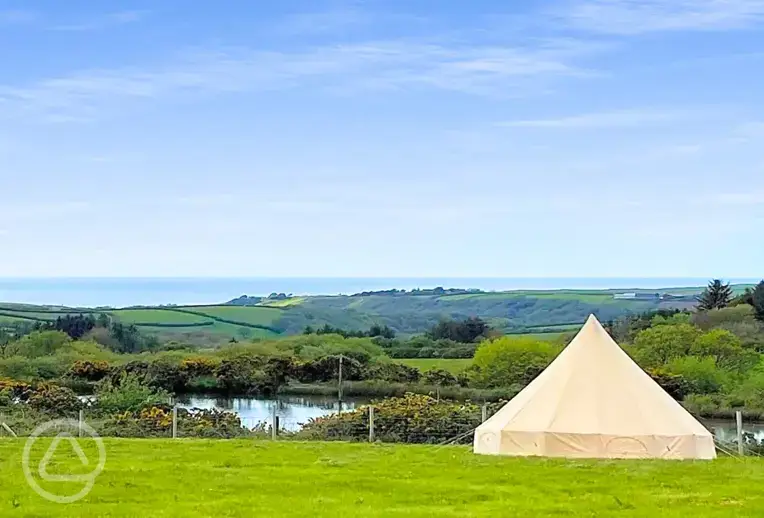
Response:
736,410,744,456
271,405,278,440
338,354,344,403
481,404,488,423
79,409,84,438
369,406,375,443
172,405,178,439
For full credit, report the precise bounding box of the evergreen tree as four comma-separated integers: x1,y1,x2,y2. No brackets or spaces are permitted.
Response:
753,281,764,322
697,279,733,311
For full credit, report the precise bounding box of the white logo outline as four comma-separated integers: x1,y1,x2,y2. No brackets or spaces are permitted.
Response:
22,419,106,504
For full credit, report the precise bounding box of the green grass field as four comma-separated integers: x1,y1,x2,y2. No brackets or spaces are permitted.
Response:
397,358,472,373
1,439,762,517
111,309,211,325
180,305,283,326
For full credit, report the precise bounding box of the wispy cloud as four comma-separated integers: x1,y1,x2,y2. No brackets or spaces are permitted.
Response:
0,9,36,24
52,10,147,32
559,0,764,34
0,39,605,123
497,109,685,129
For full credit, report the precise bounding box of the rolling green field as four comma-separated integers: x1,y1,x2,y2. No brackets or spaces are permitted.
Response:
182,305,282,326
111,309,211,325
397,358,473,373
1,439,762,517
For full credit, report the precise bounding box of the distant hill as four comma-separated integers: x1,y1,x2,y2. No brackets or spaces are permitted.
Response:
2,284,752,345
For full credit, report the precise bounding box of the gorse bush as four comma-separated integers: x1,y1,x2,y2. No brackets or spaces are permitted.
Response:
299,393,484,443
67,359,111,381
95,373,170,413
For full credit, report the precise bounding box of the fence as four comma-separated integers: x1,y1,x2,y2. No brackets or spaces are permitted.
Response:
0,402,494,444
2,406,762,456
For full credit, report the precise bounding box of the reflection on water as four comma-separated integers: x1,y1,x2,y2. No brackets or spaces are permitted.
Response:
702,419,764,442
175,394,371,431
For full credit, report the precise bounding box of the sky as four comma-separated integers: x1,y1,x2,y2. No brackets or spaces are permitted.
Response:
1,0,763,278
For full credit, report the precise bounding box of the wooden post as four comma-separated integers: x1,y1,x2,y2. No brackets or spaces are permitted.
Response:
172,405,178,439
481,404,488,423
369,406,375,443
271,405,278,440
79,409,84,438
736,410,744,455
338,354,343,402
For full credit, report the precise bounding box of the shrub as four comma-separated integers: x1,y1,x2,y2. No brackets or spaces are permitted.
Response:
692,305,756,331
104,406,250,438
295,355,365,383
67,359,111,381
664,356,728,395
14,331,71,358
179,357,219,377
690,329,754,371
95,373,170,413
422,368,460,386
366,363,421,383
299,393,482,443
0,378,31,400
108,360,188,392
26,383,82,414
215,356,291,395
470,337,559,389
632,324,701,368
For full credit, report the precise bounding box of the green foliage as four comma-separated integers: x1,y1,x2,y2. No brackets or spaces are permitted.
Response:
299,393,483,443
690,329,752,371
179,357,220,377
691,305,756,330
421,368,461,386
96,373,171,413
470,336,560,389
697,279,733,311
365,362,421,383
26,383,82,413
214,356,292,395
632,324,701,368
663,356,728,395
754,281,764,322
13,331,71,358
427,317,490,343
105,406,251,438
67,359,111,381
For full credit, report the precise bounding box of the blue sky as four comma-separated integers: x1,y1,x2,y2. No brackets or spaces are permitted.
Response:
1,0,763,278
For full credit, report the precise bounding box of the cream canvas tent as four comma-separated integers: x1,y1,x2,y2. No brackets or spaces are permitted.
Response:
473,314,716,460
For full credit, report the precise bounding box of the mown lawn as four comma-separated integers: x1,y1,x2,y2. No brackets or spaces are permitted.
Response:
0,440,762,517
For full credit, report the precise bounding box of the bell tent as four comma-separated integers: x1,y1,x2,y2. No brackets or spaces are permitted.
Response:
473,314,716,460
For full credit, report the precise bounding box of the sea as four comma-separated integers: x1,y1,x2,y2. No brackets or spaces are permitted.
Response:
0,277,758,308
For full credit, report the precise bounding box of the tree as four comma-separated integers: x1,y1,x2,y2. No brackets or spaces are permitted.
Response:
470,336,560,388
427,317,490,343
753,281,764,322
697,279,733,311
689,329,752,371
731,287,755,307
632,324,700,368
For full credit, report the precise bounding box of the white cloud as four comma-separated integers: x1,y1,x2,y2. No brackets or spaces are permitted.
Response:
0,39,604,123
52,10,147,32
560,0,764,34
497,109,685,129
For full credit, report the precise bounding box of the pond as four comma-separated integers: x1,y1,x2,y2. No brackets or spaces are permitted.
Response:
175,394,370,431
702,418,764,442
175,395,764,439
